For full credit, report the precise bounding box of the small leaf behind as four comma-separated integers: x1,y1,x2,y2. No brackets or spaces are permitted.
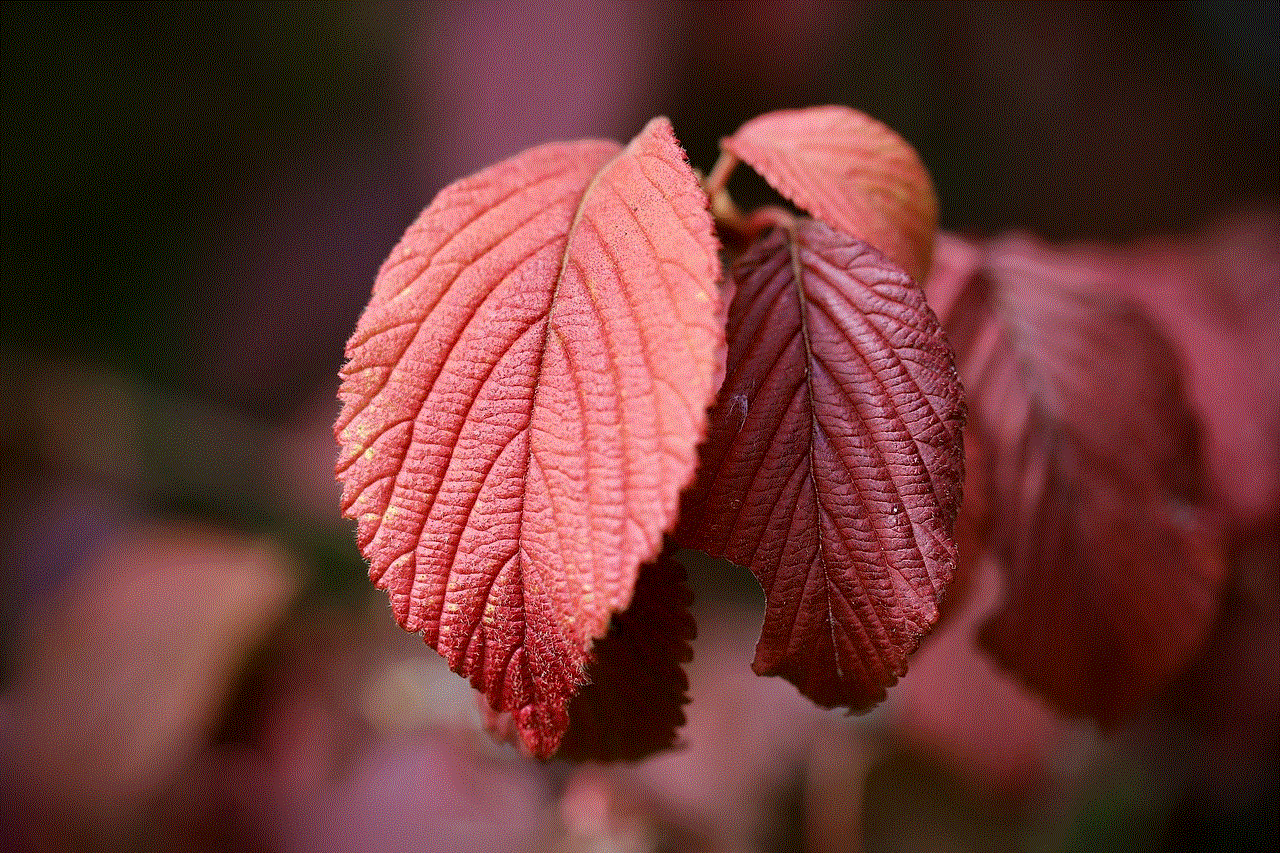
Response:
549,552,695,762
723,106,937,282
335,118,722,758
486,552,694,763
678,219,965,710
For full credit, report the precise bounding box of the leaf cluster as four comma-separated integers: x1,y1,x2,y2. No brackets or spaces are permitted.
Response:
336,106,1230,761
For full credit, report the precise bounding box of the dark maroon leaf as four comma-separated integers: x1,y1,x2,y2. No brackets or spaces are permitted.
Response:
557,552,695,762
934,233,1227,725
1108,212,1280,532
678,218,965,710
482,552,694,763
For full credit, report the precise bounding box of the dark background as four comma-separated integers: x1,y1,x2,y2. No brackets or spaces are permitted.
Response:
2,3,1277,852
3,1,1276,420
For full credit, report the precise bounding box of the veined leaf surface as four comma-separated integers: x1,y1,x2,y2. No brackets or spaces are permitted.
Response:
335,118,722,758
723,106,937,282
679,219,964,710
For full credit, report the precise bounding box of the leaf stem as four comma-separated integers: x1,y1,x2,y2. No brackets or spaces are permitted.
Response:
749,205,798,235
702,149,739,199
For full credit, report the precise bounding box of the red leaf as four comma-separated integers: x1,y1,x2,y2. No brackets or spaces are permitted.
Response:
678,219,965,710
335,118,722,759
722,106,937,282
1110,213,1280,531
890,557,1069,796
936,234,1226,725
487,552,696,762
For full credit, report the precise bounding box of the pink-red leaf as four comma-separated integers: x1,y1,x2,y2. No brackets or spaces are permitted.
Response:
932,234,1226,725
7,523,296,829
335,118,722,759
723,106,938,282
678,218,965,710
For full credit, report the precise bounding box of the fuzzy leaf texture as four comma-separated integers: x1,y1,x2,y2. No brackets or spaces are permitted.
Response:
932,235,1226,725
724,106,938,282
335,118,722,759
679,219,965,710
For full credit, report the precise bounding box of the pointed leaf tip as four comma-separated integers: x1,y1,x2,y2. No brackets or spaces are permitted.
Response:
336,119,722,758
678,218,965,711
724,105,938,282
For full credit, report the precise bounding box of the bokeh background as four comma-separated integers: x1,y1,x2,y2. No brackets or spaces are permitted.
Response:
2,2,1277,851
